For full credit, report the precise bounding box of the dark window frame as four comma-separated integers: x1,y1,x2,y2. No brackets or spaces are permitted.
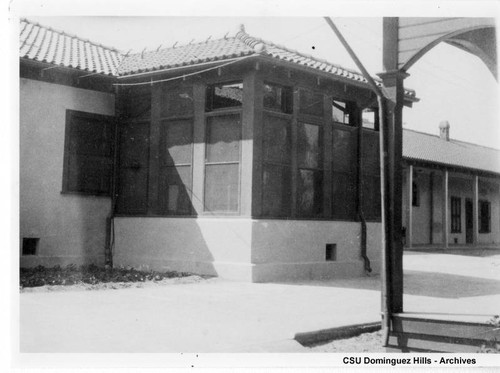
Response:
263,81,293,114
450,196,461,233
62,110,115,196
205,81,244,112
479,199,491,233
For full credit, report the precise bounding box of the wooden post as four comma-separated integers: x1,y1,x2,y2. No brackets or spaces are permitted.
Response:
473,175,479,245
378,69,408,317
406,165,413,249
191,82,207,214
147,84,162,215
442,169,449,249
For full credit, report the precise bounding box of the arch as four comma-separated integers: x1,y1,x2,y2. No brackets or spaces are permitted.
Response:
400,25,497,79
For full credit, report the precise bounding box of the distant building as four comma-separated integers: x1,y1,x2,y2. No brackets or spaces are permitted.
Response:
402,122,500,248
21,18,496,284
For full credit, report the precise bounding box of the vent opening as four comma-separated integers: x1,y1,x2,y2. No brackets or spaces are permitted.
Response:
325,244,337,261
22,238,39,256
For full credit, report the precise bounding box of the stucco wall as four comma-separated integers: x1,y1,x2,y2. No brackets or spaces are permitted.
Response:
113,217,381,282
20,78,115,267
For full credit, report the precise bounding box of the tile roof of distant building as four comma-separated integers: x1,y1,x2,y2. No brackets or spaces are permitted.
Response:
403,128,500,175
19,19,417,100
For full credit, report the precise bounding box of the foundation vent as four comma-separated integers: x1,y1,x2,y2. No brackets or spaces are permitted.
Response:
22,238,39,256
325,244,337,261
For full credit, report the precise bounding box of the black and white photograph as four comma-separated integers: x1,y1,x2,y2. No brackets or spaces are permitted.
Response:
7,0,500,370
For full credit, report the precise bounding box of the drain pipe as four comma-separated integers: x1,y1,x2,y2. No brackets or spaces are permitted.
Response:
357,108,372,274
324,17,391,345
105,88,121,268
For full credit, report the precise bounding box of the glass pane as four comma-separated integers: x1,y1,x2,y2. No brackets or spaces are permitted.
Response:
362,131,380,173
124,91,151,119
68,157,112,194
332,100,352,125
299,90,324,116
332,171,356,219
161,119,192,165
332,128,356,172
204,164,239,212
362,108,377,129
207,82,243,110
263,114,291,164
70,117,112,157
116,168,149,214
206,115,240,163
161,85,193,117
297,169,323,217
159,166,192,215
262,164,291,217
119,122,150,168
297,122,321,169
263,83,292,113
362,175,381,219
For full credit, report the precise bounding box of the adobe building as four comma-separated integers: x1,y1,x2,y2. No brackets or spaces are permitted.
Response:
30,18,500,283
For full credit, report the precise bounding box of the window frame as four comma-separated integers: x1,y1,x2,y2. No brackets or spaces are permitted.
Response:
450,196,462,233
479,199,491,233
62,110,115,197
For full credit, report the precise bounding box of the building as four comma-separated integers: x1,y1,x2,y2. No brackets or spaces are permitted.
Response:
27,18,490,283
402,122,500,248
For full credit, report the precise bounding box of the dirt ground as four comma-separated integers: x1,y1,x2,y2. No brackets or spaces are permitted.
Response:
306,330,385,352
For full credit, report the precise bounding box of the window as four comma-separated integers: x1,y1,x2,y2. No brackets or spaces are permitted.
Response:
159,119,193,215
451,196,461,233
299,90,324,117
206,82,243,111
63,110,115,195
204,114,241,212
362,107,379,130
123,86,151,119
22,238,39,256
332,128,357,219
361,131,381,220
263,83,293,113
479,200,491,233
412,181,420,207
262,114,292,217
161,85,193,117
332,100,355,126
297,122,323,217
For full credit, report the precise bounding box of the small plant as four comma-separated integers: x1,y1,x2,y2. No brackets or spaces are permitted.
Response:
20,264,193,289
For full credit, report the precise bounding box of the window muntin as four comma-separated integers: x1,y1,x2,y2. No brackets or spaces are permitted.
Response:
63,110,115,196
206,82,243,111
263,83,293,113
451,196,461,233
479,200,491,233
204,114,241,213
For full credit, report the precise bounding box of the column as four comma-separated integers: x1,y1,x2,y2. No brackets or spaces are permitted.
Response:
377,69,409,315
442,170,449,249
407,165,413,249
473,175,479,245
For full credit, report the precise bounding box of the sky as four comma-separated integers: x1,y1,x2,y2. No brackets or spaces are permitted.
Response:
19,13,500,149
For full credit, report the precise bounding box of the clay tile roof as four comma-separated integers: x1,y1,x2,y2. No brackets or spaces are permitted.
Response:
117,27,417,100
403,128,500,175
19,18,124,76
19,19,417,101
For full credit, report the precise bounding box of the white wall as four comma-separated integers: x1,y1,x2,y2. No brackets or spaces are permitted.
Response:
113,217,381,282
20,78,115,267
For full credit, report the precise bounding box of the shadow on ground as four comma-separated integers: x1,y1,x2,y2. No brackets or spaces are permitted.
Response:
404,270,500,298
